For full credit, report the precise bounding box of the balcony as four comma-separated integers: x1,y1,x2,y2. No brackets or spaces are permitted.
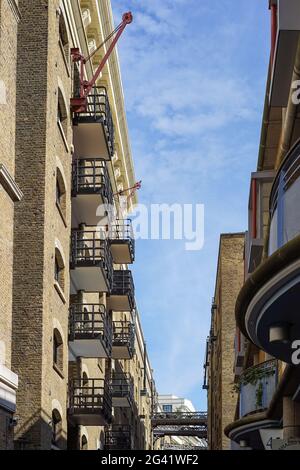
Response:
112,321,135,359
111,373,134,408
73,87,114,160
225,360,280,449
239,360,278,418
108,270,135,311
68,304,112,359
108,219,135,264
70,229,113,293
269,0,300,106
104,426,132,451
71,159,113,227
236,139,300,363
68,378,112,426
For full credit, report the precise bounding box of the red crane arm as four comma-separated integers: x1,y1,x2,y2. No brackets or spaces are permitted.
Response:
71,12,132,113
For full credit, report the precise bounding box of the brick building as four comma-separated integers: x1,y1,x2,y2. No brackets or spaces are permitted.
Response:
0,0,156,450
205,233,245,450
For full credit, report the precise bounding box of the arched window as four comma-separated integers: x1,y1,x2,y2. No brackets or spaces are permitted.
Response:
57,88,68,138
56,167,66,220
54,246,65,290
59,12,69,64
52,409,62,448
53,328,63,372
82,372,89,387
81,435,88,451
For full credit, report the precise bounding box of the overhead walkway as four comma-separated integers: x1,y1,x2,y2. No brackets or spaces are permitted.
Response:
151,412,208,445
152,411,207,427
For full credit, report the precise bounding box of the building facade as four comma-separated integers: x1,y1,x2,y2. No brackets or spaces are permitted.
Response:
0,0,156,450
206,0,300,451
204,234,245,450
0,0,22,451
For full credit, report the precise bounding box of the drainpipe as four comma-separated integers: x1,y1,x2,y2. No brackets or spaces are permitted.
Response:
270,2,277,69
143,342,147,391
251,178,257,239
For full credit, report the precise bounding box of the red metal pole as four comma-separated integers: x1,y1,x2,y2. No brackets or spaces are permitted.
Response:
84,12,132,96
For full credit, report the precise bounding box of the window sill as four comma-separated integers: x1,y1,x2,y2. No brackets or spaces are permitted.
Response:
53,363,64,380
51,444,61,451
0,164,23,202
59,40,71,77
56,202,67,228
57,120,69,153
54,281,66,304
7,0,21,23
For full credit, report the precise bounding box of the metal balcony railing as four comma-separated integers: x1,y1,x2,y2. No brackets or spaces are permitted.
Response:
112,321,135,353
111,270,135,310
69,304,112,354
163,444,207,451
72,158,114,206
70,229,113,289
153,425,207,439
69,378,112,420
74,86,114,157
104,426,132,450
152,412,208,427
239,359,278,418
108,218,135,261
111,373,134,401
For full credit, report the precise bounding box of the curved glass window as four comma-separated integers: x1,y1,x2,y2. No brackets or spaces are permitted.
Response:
269,141,300,254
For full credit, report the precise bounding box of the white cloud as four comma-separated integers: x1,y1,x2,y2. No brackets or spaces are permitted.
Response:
112,0,269,407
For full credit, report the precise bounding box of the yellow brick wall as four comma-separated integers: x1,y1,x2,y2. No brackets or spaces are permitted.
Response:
208,233,245,450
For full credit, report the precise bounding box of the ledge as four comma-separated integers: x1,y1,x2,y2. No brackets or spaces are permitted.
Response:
224,410,267,438
54,281,67,304
53,363,64,380
57,120,70,153
56,202,67,228
0,164,23,202
0,364,18,413
59,40,71,78
0,364,18,391
7,0,21,22
236,234,300,339
224,413,280,450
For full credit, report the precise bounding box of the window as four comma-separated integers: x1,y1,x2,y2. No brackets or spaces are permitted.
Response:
54,247,65,290
57,88,68,139
162,405,172,413
54,258,60,283
55,167,66,221
59,12,69,64
52,409,62,448
53,328,63,372
56,179,62,206
81,435,88,451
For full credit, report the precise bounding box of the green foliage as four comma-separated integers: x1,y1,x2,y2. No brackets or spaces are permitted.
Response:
232,363,276,410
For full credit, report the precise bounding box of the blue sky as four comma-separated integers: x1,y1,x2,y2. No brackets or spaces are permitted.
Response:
112,0,270,410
